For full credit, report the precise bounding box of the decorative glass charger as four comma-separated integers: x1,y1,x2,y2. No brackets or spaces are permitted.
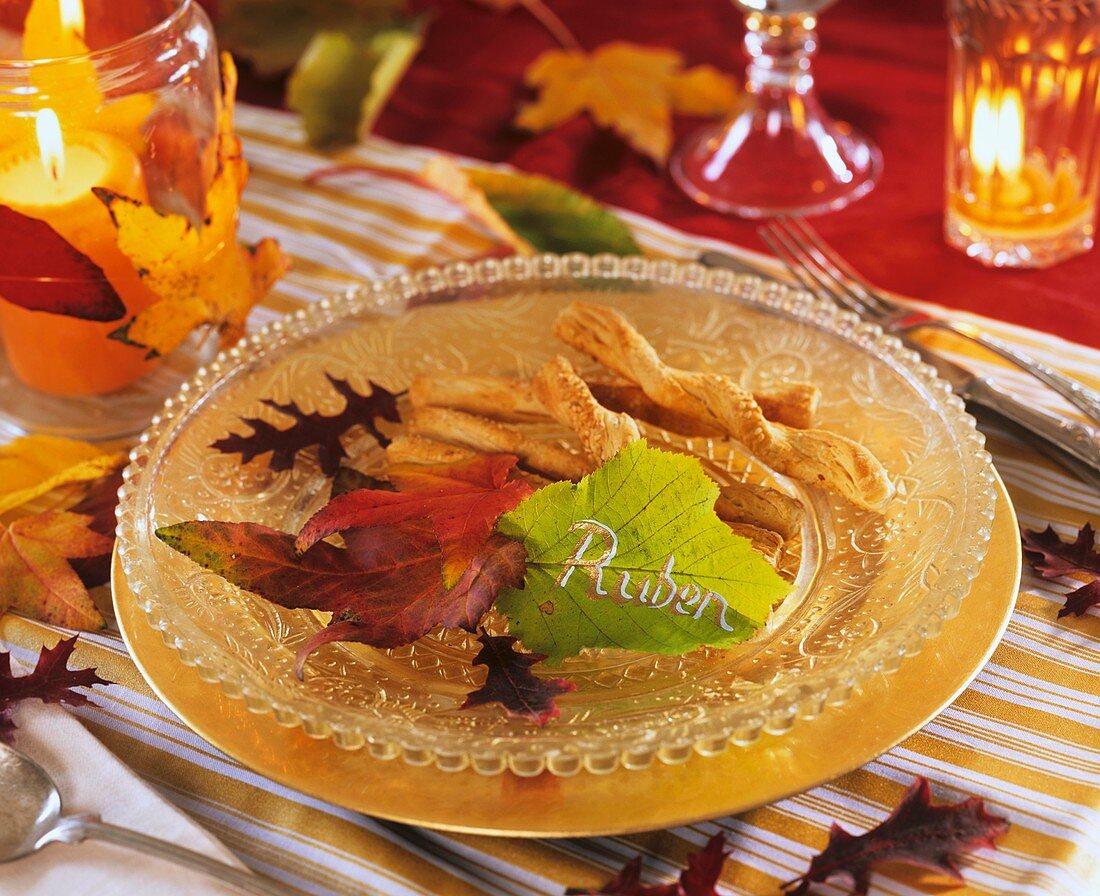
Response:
115,254,998,778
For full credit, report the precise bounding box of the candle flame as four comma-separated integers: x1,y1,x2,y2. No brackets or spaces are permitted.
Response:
970,87,1024,179
59,0,84,40
35,108,65,183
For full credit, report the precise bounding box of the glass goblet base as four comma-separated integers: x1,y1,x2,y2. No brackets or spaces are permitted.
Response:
671,104,882,219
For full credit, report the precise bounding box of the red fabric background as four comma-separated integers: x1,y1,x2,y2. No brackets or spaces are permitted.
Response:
251,0,1100,346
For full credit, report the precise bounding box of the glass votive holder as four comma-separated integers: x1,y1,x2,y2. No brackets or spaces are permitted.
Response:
945,0,1100,268
0,0,221,439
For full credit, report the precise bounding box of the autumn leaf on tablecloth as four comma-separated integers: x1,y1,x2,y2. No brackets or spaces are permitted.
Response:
314,159,640,255
496,441,788,665
0,207,126,323
0,436,125,516
155,520,526,672
567,832,731,896
461,630,573,725
517,42,739,163
784,777,1009,895
287,20,424,147
1021,523,1100,618
94,54,289,358
0,636,110,744
297,454,533,587
419,159,641,255
211,375,401,477
66,465,126,590
0,511,112,630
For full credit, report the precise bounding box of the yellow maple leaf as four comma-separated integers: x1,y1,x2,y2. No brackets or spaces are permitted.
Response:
95,54,290,358
516,41,739,164
0,437,125,517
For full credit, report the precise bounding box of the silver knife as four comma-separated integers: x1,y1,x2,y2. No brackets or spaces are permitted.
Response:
698,251,1100,489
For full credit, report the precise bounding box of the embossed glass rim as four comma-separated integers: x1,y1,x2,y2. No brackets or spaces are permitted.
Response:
115,253,998,776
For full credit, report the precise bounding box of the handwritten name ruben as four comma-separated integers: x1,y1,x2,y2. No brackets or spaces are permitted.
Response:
553,519,739,632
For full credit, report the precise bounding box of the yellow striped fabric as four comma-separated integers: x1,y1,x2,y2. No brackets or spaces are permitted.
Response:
2,104,1099,896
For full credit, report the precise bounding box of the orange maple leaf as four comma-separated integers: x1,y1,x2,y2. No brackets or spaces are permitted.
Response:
94,54,290,358
516,41,739,163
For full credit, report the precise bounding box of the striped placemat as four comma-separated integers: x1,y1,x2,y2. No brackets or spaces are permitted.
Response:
2,104,1099,896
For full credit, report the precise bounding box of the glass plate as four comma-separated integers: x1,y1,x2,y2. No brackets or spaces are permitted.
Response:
115,254,997,777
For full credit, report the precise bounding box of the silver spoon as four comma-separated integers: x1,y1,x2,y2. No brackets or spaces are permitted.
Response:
0,743,298,895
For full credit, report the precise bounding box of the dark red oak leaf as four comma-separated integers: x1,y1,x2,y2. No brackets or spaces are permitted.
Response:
211,375,401,476
1021,523,1100,617
297,454,533,587
0,636,110,743
461,631,574,726
155,520,526,674
566,833,731,896
0,205,126,321
783,777,1009,896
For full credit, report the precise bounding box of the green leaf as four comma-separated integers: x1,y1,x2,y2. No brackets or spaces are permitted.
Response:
496,441,788,665
466,169,642,255
215,0,406,76
287,21,423,148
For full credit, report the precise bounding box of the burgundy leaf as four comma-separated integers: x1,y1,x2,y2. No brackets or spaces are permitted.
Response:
297,454,532,587
155,521,526,673
68,465,125,589
1021,523,1100,617
211,375,401,476
0,636,110,743
566,833,730,896
462,631,574,726
0,205,126,321
783,777,1009,896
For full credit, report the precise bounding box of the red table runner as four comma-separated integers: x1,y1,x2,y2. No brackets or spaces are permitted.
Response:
361,0,1098,346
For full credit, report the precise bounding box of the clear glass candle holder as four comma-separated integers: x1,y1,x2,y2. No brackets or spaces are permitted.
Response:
945,0,1100,268
0,0,221,439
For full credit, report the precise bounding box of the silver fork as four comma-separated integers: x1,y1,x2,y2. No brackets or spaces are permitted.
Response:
755,216,1100,427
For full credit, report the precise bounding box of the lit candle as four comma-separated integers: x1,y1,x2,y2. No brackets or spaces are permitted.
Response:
0,109,157,395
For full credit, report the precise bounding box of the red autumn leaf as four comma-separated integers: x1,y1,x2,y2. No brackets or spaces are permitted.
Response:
297,454,533,587
0,205,126,322
211,375,401,476
0,511,113,630
461,630,574,725
1021,523,1100,618
0,636,110,744
68,464,125,590
567,833,731,896
783,777,1009,896
155,520,526,673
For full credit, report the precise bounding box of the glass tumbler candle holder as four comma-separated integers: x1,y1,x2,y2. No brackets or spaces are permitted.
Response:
0,0,221,439
946,0,1100,268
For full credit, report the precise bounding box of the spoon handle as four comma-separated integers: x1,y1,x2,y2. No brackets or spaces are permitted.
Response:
46,815,299,896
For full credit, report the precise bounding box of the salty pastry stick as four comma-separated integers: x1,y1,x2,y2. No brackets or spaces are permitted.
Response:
409,373,819,430
553,302,894,510
725,523,783,564
715,480,803,541
386,435,476,466
531,356,641,464
405,407,590,482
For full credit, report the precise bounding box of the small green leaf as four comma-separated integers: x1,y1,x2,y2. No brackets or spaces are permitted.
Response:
287,21,423,148
496,441,788,665
467,169,642,255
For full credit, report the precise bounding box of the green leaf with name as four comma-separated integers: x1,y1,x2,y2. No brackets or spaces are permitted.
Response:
495,441,788,665
466,169,642,255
